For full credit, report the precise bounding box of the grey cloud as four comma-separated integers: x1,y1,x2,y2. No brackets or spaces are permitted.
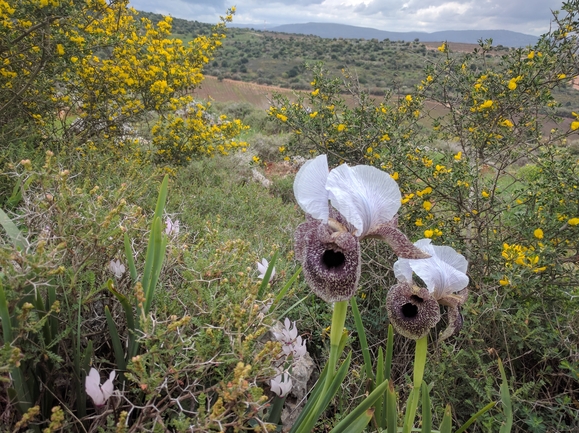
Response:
360,0,561,22
173,0,225,7
353,0,561,33
248,0,324,4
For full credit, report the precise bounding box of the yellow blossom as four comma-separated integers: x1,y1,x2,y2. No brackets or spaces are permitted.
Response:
405,94,413,102
337,124,346,132
568,218,579,226
558,73,566,79
415,218,424,227
571,121,579,131
454,151,462,160
423,201,432,211
501,119,514,128
482,190,490,198
56,44,64,55
437,43,446,52
390,172,399,180
533,228,544,239
479,100,493,110
424,229,434,238
311,88,319,96
309,111,318,118
499,277,509,286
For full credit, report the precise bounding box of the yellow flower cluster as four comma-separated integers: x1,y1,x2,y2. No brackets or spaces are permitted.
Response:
152,106,249,165
424,228,442,238
501,243,546,273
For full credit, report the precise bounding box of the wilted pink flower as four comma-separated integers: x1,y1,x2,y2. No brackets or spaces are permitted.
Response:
85,367,115,407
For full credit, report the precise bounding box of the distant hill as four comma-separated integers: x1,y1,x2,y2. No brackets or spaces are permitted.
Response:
262,23,539,48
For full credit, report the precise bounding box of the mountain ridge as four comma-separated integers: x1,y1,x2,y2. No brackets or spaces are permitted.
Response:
232,22,539,47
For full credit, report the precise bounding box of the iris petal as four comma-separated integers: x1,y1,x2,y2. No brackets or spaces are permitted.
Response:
327,164,401,236
295,218,361,302
393,257,413,283
396,239,469,299
293,154,330,222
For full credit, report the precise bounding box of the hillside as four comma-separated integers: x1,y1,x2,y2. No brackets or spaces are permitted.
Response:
268,23,539,47
137,11,579,116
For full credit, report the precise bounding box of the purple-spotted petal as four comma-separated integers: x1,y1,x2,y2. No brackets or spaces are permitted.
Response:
294,218,361,302
293,155,330,222
326,164,401,237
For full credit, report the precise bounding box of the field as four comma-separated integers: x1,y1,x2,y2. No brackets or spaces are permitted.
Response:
193,76,294,109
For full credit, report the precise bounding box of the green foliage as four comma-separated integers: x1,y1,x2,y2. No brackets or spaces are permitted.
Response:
267,2,579,431
269,62,423,166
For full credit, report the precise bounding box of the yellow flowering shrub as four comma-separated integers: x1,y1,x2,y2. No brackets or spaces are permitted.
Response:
0,0,244,166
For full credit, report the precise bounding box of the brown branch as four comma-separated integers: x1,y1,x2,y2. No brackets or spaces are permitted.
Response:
0,15,62,53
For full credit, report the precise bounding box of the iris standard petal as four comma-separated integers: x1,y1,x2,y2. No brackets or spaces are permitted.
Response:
393,257,413,283
403,239,469,299
326,164,401,237
293,154,330,222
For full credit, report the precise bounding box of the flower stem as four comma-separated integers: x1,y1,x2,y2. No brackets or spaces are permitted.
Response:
295,300,349,433
402,335,428,433
326,300,348,388
413,335,427,390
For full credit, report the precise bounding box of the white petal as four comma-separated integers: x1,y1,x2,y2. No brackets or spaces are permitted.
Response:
270,377,282,396
257,259,267,276
281,376,293,396
326,164,401,236
409,255,469,298
287,320,298,340
101,370,116,401
395,239,468,298
293,155,330,221
85,368,104,406
393,258,413,283
432,245,468,274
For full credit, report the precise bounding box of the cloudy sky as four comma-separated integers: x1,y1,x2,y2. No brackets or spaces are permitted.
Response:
128,0,564,36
